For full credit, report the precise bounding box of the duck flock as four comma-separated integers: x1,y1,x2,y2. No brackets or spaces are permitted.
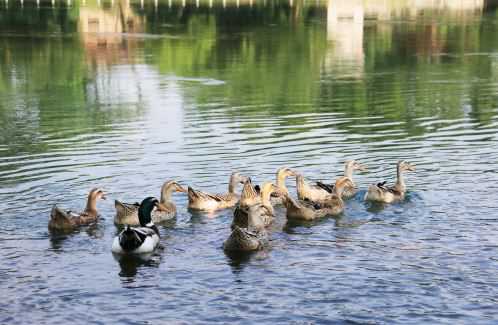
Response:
48,160,415,255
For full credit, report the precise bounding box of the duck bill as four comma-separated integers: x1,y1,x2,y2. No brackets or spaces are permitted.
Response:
101,193,107,200
177,185,188,193
357,164,368,172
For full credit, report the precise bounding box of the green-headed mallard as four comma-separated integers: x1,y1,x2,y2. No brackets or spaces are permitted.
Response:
114,180,186,225
112,197,160,255
364,160,415,203
188,172,248,212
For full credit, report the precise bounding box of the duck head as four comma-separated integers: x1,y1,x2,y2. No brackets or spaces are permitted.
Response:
259,181,277,203
89,188,107,201
346,160,367,172
160,181,187,203
276,167,297,179
231,172,250,184
138,197,159,226
166,180,187,193
228,172,250,193
398,160,415,172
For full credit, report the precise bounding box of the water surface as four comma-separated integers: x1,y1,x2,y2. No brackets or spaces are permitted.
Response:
1,0,498,323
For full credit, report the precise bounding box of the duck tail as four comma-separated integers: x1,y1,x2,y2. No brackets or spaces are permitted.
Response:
365,184,382,201
188,186,210,202
48,205,73,231
119,225,142,252
187,186,198,201
115,200,126,215
115,200,138,216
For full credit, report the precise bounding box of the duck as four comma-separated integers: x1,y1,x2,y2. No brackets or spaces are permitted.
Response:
187,172,248,212
320,176,356,213
223,225,268,253
364,160,415,203
224,205,269,252
283,176,354,221
114,180,187,225
282,193,332,221
313,160,367,200
112,197,160,255
270,167,297,205
232,181,277,230
48,188,106,232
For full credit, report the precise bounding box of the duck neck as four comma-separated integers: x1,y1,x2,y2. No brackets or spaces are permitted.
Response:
261,188,272,207
160,184,174,204
85,194,97,216
395,164,406,192
228,176,238,194
277,173,288,193
344,164,354,180
296,174,305,195
334,182,346,200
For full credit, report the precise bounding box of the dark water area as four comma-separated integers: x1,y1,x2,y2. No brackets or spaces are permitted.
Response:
1,0,498,323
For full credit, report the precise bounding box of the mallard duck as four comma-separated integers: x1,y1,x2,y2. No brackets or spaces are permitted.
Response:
313,160,367,200
283,176,354,221
270,167,297,205
112,197,160,255
364,160,415,203
48,188,106,232
187,172,248,211
232,181,276,230
114,180,186,225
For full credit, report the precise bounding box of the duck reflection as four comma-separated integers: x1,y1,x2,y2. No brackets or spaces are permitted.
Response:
224,249,269,273
48,222,105,251
113,252,161,279
283,216,329,233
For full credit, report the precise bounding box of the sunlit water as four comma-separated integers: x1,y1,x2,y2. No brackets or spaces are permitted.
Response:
1,0,498,323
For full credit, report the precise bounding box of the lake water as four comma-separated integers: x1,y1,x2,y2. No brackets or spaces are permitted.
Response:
1,0,498,323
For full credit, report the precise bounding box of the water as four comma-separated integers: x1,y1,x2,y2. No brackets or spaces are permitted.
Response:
1,0,498,323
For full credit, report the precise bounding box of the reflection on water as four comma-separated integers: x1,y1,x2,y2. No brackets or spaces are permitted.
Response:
1,0,498,323
114,252,161,278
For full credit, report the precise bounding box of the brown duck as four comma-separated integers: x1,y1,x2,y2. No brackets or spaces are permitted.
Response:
283,176,353,221
188,172,249,211
364,160,415,203
49,188,106,232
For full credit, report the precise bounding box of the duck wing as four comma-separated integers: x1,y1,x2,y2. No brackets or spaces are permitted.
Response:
376,181,401,195
316,181,334,193
188,187,227,202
